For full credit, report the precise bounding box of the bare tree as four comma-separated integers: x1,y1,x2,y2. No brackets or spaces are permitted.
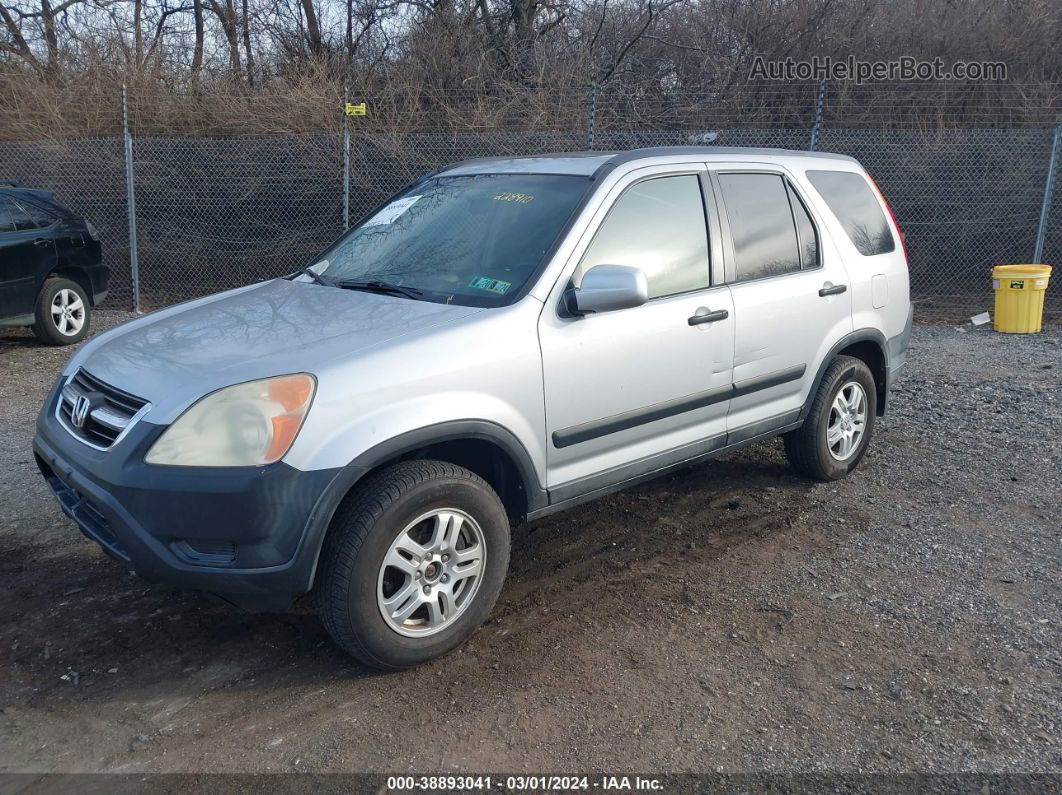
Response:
1,0,94,75
0,0,1058,139
204,0,242,76
299,0,320,54
190,0,204,81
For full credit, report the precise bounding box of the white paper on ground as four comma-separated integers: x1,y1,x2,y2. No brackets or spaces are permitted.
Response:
363,196,421,227
970,312,991,325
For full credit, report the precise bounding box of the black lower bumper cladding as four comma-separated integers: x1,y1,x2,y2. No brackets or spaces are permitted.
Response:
33,380,349,605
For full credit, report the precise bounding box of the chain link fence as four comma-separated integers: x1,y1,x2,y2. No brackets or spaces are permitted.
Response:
2,122,1059,317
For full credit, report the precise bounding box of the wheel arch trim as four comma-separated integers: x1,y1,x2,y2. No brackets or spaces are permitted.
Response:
801,328,889,421
299,420,546,589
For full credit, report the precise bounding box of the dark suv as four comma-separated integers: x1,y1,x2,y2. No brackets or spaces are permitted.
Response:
0,185,109,345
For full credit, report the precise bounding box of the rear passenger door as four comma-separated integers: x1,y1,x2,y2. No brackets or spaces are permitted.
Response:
0,197,56,320
709,167,853,438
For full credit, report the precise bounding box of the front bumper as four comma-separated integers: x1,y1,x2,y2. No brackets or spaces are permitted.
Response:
34,380,354,606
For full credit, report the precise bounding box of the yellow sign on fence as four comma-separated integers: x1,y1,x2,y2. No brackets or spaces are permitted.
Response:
344,102,367,117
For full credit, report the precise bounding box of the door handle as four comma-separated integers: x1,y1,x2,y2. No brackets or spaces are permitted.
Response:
33,238,51,247
819,283,847,297
688,308,729,326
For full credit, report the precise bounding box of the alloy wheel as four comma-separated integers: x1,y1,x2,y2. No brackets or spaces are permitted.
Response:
51,289,85,336
377,508,486,637
826,381,868,461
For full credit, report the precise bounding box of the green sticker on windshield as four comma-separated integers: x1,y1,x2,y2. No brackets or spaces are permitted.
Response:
469,276,512,295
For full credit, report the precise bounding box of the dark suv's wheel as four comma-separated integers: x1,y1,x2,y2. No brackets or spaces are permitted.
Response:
317,460,511,670
33,277,91,345
784,355,877,481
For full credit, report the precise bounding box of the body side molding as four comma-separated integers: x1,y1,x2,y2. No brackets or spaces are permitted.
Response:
731,364,806,398
551,385,733,449
551,364,806,449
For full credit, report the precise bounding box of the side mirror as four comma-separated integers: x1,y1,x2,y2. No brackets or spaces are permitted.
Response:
565,264,649,315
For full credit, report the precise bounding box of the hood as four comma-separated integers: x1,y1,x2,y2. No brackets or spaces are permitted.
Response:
76,279,482,420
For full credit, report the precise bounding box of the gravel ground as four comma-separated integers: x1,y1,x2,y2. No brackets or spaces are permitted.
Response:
0,312,1059,775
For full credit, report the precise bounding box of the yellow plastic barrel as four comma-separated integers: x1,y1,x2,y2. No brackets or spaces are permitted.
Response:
992,264,1052,333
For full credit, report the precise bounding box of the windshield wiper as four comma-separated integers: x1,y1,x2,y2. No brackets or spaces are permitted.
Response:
333,279,424,299
296,265,335,287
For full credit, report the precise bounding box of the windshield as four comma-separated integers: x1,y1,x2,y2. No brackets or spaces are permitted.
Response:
301,173,591,306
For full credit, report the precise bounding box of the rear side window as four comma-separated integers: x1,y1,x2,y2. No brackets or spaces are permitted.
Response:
717,173,802,281
806,170,895,256
0,198,16,232
0,198,45,231
18,199,57,228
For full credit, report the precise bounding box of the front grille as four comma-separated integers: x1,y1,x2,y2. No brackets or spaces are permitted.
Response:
57,369,149,450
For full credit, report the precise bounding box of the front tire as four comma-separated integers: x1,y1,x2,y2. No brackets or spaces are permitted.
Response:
784,355,877,481
317,460,511,670
33,277,91,345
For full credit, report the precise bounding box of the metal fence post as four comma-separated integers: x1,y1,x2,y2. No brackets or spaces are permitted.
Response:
1033,117,1061,264
586,84,598,150
342,86,351,230
122,84,141,313
808,79,825,151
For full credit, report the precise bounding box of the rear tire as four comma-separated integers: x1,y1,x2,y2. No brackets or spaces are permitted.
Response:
32,277,91,345
316,460,510,670
784,355,877,481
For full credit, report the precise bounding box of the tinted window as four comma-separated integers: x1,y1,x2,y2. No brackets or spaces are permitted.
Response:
806,170,895,256
578,175,709,299
0,198,16,232
0,197,39,231
310,173,590,307
718,173,801,281
17,199,56,228
787,182,819,269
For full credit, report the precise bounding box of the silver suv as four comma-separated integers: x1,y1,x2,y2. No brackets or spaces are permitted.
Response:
34,147,912,669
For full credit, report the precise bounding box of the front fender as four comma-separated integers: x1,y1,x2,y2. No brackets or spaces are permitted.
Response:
289,386,546,479
292,418,547,591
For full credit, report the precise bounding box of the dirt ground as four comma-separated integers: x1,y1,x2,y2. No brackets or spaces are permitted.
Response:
0,312,1059,775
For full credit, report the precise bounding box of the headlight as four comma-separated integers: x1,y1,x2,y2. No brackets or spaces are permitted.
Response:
145,374,316,467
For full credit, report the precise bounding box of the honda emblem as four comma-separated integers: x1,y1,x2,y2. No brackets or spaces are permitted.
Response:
71,394,91,429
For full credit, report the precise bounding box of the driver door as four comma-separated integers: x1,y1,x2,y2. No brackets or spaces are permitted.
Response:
538,166,735,495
